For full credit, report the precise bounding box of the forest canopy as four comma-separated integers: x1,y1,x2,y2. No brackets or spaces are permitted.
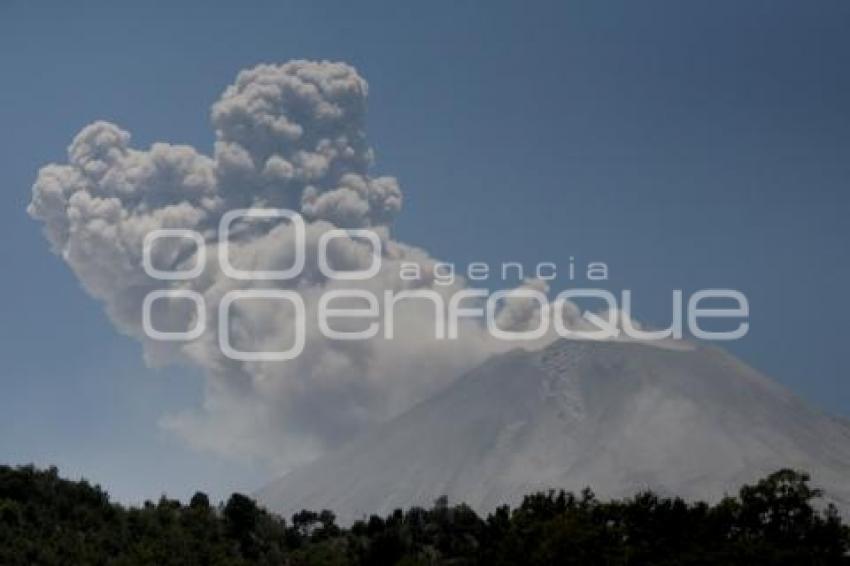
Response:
0,464,847,565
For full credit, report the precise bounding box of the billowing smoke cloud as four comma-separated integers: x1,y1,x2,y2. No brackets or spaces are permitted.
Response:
28,60,567,471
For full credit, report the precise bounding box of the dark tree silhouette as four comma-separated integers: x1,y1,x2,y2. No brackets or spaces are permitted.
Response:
0,465,847,565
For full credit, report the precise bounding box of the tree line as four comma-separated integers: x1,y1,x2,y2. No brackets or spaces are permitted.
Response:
0,464,847,565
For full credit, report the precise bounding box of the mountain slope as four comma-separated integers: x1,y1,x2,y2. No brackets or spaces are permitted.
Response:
257,339,850,522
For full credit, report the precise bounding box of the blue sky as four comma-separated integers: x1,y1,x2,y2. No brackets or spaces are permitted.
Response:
1,0,848,503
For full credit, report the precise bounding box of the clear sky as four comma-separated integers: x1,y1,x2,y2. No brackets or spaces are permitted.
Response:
0,0,848,503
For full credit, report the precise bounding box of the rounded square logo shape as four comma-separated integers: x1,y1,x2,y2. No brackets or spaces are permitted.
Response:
143,229,206,281
219,208,305,280
218,289,306,361
318,228,382,280
142,289,206,341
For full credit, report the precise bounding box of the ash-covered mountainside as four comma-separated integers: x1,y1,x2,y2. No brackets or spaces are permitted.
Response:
258,339,850,523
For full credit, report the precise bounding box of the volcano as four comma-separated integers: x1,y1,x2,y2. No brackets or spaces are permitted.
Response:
257,339,850,522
